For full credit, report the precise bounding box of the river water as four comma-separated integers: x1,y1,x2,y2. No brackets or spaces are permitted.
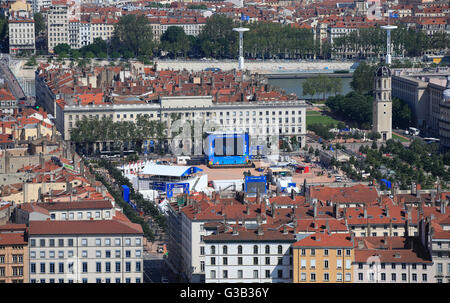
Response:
268,77,353,100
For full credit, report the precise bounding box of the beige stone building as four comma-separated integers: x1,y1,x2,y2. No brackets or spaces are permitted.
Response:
47,1,69,53
372,66,392,142
0,224,29,283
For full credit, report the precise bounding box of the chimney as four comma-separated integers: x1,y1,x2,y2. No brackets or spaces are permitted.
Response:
257,225,264,236
416,184,421,198
313,202,317,218
431,191,436,206
363,206,367,219
358,240,364,249
385,205,390,217
283,225,288,234
333,203,339,218
290,188,295,200
246,205,250,215
39,152,45,168
232,225,239,235
441,200,447,214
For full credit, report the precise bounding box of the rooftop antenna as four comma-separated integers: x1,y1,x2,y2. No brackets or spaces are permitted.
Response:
381,10,397,65
233,0,249,71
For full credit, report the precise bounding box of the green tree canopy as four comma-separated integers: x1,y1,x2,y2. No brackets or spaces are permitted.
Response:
351,62,377,94
34,12,45,37
112,14,154,58
160,26,191,57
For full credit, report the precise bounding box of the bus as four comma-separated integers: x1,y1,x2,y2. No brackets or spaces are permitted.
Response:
423,137,440,144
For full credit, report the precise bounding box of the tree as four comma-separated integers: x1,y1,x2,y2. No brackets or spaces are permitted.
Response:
392,97,413,129
0,15,8,52
303,75,341,100
53,43,71,56
112,14,154,58
160,26,191,57
351,62,377,94
34,13,45,37
196,14,237,58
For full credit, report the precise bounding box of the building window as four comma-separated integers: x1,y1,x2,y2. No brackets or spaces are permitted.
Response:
253,257,258,265
265,245,270,254
391,273,396,281
310,273,316,282
223,246,228,255
301,273,306,281
422,274,427,282
238,257,243,265
345,273,351,282
324,273,329,281
238,270,243,279
253,245,258,254
211,257,216,265
265,257,270,265
211,246,216,255
358,273,363,281
337,273,343,282
210,270,216,279
223,270,228,279
253,270,259,279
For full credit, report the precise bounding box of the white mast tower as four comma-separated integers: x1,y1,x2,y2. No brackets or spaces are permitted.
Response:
233,0,249,70
381,11,397,65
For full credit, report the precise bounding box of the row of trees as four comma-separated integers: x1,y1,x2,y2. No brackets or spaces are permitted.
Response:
91,159,167,241
357,139,450,189
70,115,167,155
333,25,449,59
302,75,343,100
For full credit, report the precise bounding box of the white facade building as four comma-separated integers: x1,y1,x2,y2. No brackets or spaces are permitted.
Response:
28,220,144,283
8,11,36,55
203,228,295,283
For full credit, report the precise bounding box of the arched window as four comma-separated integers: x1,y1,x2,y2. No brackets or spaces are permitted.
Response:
253,245,258,254
223,245,228,255
278,245,283,255
384,79,387,88
211,246,216,255
265,245,270,254
238,245,242,254
378,79,382,88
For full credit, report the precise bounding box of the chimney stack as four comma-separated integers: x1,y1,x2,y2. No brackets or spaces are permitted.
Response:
313,202,317,218
232,225,239,235
441,200,447,214
363,205,368,219
257,225,264,236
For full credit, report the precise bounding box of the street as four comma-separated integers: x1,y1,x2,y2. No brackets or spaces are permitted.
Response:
0,56,27,100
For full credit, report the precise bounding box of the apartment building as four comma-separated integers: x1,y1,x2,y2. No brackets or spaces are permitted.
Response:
0,224,29,283
432,230,450,283
28,220,144,283
8,10,36,55
0,86,18,113
203,226,295,283
353,236,433,283
150,17,207,41
32,0,51,13
15,200,115,222
90,15,117,43
47,0,69,53
292,232,355,283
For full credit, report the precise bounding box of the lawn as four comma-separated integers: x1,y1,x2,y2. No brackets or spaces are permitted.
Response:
392,133,409,143
306,110,341,127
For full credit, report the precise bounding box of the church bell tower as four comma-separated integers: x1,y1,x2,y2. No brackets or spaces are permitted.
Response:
373,66,392,142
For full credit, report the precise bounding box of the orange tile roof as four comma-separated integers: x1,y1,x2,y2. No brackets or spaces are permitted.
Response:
293,232,354,248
